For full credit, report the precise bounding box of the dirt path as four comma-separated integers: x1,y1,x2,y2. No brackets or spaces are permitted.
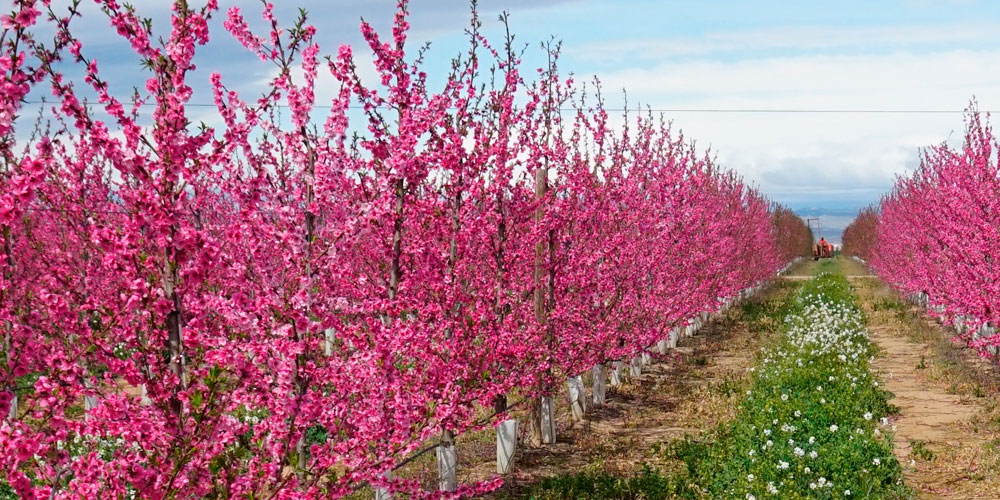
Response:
416,259,814,497
842,257,1000,499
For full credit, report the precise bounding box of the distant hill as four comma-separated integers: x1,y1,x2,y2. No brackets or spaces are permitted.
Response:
790,206,861,245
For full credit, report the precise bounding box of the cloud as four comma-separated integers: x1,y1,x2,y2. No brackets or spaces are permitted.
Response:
580,46,999,213
568,23,1000,63
593,50,1000,101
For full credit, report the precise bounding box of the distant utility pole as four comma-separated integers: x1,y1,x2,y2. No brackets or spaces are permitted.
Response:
806,217,822,240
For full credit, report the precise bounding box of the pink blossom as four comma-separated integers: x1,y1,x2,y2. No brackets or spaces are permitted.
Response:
0,1,804,498
854,103,1000,359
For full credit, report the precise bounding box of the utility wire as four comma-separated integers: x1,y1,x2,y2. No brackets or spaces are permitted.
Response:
17,100,989,113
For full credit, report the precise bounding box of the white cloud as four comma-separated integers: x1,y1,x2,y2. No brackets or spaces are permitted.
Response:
569,23,1000,63
586,48,1000,212
594,50,1000,100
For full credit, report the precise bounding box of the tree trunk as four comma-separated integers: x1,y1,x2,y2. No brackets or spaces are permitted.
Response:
163,246,186,421
375,177,405,500
84,379,98,421
494,395,517,474
437,430,458,491
629,355,642,377
540,395,556,444
497,418,518,474
567,375,586,422
530,146,551,447
591,364,607,405
610,361,624,387
375,470,394,500
5,394,14,421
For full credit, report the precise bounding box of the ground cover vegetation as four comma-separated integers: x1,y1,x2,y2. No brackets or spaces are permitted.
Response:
515,271,908,499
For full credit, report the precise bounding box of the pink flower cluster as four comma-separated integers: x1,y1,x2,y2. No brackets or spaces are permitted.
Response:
864,105,1000,359
0,0,49,137
0,1,807,498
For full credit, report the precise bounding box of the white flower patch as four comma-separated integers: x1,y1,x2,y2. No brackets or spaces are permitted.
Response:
732,276,900,498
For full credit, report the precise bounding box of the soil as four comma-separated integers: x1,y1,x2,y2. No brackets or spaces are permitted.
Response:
397,256,1000,499
842,257,1000,499
391,259,816,497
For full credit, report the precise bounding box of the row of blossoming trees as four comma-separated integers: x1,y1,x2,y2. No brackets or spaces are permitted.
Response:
843,105,1000,361
0,1,809,498
840,205,877,265
771,205,813,264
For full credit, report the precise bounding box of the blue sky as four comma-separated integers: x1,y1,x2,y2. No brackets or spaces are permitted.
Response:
29,0,1000,242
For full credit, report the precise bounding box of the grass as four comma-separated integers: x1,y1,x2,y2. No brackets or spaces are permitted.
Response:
495,278,800,500
0,483,13,500
664,273,907,499
848,263,1000,494
909,440,934,461
513,271,909,499
512,465,675,500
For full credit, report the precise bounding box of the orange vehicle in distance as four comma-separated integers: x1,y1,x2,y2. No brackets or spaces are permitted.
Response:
813,237,834,260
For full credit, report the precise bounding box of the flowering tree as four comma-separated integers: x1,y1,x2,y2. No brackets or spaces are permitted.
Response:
771,205,813,263
870,105,1000,360
842,206,878,261
0,1,801,498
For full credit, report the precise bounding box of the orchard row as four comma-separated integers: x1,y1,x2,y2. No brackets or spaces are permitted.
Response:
0,1,810,498
675,272,905,499
844,105,1000,361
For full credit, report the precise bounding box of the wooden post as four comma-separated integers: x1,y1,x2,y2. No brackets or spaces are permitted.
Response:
530,43,556,448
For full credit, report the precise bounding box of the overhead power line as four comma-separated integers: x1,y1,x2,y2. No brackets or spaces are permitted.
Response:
17,100,990,114
604,109,984,114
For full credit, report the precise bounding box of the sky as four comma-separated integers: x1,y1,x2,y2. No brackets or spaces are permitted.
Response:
27,0,1000,243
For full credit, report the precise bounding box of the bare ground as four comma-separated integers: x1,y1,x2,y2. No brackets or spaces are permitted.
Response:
842,257,1000,499
392,257,1000,499
388,260,815,498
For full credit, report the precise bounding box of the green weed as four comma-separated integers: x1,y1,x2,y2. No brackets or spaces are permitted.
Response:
910,439,935,461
